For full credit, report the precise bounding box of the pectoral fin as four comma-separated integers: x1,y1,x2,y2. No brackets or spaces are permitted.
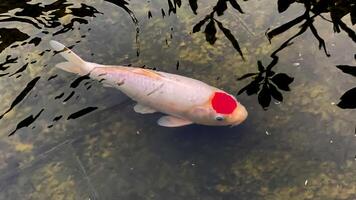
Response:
157,116,193,127
103,83,113,88
134,103,156,114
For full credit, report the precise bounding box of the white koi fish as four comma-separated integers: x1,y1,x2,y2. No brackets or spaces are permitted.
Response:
49,40,247,127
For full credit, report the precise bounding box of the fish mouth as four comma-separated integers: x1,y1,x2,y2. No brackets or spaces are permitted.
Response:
230,105,248,127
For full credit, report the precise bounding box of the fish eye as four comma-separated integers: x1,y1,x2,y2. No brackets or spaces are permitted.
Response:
215,116,224,121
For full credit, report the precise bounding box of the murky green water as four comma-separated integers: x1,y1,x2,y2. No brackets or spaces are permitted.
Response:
0,0,355,199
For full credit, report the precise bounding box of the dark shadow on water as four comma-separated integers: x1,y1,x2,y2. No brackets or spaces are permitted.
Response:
336,55,356,109
157,123,249,155
172,123,247,142
138,122,253,199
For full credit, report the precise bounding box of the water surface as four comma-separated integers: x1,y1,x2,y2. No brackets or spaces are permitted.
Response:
0,0,355,199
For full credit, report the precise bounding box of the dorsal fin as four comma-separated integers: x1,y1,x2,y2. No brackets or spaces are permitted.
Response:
131,68,163,79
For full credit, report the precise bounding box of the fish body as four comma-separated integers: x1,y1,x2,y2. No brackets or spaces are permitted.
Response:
50,40,248,127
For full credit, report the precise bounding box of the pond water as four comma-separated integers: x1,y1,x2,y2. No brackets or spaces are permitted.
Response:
0,0,355,199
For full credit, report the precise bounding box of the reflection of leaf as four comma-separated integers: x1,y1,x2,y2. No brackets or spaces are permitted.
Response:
338,20,356,43
214,0,228,16
228,0,244,13
277,0,294,13
237,73,257,80
204,19,217,44
0,28,30,53
267,0,354,57
0,55,18,71
267,70,275,77
193,16,209,33
351,5,356,25
189,0,198,14
330,9,343,32
168,0,178,14
237,84,249,95
258,84,271,108
238,59,294,109
257,61,265,72
266,14,305,41
269,83,283,101
336,65,356,77
338,87,356,109
271,73,294,91
246,82,260,95
308,22,330,56
255,75,263,82
215,20,244,59
175,0,181,7
237,80,260,95
161,8,166,17
8,109,44,136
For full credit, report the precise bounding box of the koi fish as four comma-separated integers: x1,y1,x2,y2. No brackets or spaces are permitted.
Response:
49,40,247,127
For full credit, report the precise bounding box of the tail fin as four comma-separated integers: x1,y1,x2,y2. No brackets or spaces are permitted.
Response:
49,40,93,75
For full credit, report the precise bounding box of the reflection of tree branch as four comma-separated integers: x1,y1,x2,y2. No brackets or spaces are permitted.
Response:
267,3,331,57
238,53,294,109
306,18,330,56
214,19,244,59
104,0,138,24
265,0,355,111
0,17,41,29
266,14,305,41
104,0,141,56
0,1,101,30
0,1,102,57
318,14,333,23
269,25,306,58
267,0,355,58
191,0,245,59
337,20,356,43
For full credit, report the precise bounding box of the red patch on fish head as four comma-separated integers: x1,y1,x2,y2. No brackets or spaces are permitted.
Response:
211,92,237,114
